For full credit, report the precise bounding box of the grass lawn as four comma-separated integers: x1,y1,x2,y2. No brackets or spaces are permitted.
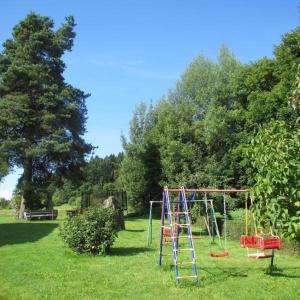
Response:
0,209,299,300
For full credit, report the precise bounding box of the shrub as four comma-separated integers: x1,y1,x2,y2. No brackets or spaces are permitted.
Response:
0,197,10,209
10,190,22,216
60,207,118,255
190,203,201,224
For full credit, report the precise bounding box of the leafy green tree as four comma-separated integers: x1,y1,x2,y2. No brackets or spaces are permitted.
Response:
234,27,300,188
84,153,123,187
150,98,198,186
119,102,161,211
0,13,92,216
119,26,300,216
0,159,9,182
248,120,300,238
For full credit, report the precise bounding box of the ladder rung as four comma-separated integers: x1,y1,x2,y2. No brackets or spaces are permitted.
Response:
164,242,172,245
176,275,198,279
175,261,196,265
172,235,191,239
161,225,171,228
174,248,193,252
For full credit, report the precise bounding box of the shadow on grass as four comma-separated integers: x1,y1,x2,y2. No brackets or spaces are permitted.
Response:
124,213,149,219
110,246,152,256
0,223,58,247
267,272,300,279
199,266,249,286
266,267,300,279
201,265,300,286
125,229,145,232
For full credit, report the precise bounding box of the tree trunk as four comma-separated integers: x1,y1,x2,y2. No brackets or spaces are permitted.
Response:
19,195,25,219
46,192,54,210
19,157,33,219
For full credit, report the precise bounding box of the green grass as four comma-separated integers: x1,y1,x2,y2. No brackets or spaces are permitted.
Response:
0,209,299,300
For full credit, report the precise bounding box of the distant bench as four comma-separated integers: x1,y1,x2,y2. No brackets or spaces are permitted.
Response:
23,210,58,221
66,209,80,217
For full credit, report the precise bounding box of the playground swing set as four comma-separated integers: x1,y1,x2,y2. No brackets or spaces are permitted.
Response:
146,187,282,285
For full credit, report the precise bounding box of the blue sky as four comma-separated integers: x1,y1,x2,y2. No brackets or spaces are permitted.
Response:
0,0,299,199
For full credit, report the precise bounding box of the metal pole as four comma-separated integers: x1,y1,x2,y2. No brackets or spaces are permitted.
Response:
147,201,153,246
158,192,165,266
223,193,227,252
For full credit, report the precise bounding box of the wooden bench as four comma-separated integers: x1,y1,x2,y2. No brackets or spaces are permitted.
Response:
66,209,80,217
23,210,58,221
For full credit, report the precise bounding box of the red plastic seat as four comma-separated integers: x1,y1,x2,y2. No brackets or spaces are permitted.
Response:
248,253,273,259
240,235,260,248
240,235,282,250
210,252,229,258
260,236,282,250
164,228,178,244
164,229,177,236
164,229,171,236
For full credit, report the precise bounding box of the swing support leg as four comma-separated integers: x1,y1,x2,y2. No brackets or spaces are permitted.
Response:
270,249,275,269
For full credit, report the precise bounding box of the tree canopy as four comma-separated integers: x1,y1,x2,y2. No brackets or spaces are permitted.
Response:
119,26,300,237
0,13,92,212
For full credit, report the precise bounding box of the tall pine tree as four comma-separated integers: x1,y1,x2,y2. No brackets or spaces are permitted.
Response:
0,13,92,216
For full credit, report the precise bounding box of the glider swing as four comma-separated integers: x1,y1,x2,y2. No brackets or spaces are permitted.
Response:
240,194,282,261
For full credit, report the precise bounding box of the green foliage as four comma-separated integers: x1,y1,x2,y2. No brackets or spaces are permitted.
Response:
0,12,92,209
248,120,300,238
83,154,123,187
0,198,10,209
120,26,300,222
10,189,22,215
190,203,201,224
227,209,247,240
52,181,79,206
60,207,118,255
119,102,161,211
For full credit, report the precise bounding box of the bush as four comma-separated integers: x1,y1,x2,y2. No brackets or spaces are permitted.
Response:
10,190,22,216
0,197,10,209
190,203,201,224
60,207,118,255
225,209,245,240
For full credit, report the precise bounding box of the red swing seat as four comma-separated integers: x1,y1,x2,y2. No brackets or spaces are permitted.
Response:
164,228,178,244
210,252,229,258
240,235,260,248
164,228,178,236
247,253,274,259
240,235,282,250
260,236,281,250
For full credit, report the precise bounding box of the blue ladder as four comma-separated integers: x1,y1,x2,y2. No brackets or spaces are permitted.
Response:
158,187,199,284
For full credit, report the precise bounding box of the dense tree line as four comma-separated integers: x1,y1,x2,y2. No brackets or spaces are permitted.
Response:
50,153,123,206
119,27,300,236
0,13,298,237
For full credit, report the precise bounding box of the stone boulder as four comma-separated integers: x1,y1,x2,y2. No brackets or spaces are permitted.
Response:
102,196,125,230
